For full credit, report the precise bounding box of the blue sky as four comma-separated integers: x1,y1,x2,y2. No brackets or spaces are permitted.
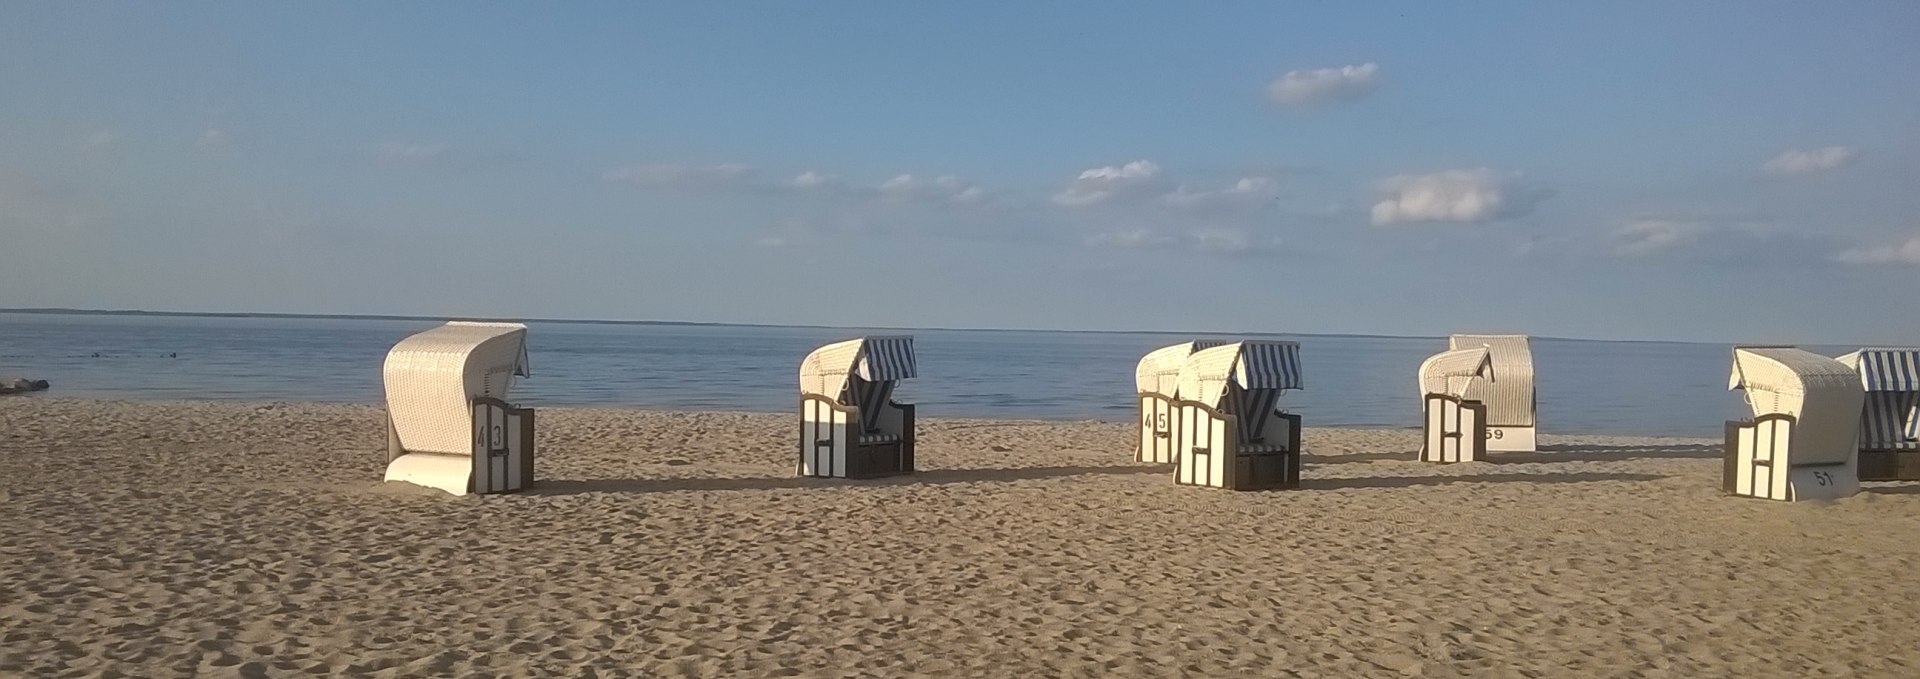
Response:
3,2,1918,343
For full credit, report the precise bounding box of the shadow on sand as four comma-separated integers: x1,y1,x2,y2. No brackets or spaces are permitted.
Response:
1305,443,1721,465
527,464,1168,496
1299,471,1668,491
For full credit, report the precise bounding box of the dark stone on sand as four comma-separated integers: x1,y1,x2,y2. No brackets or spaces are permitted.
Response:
0,378,51,394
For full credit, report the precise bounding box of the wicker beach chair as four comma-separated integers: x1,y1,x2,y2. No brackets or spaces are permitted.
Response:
1724,346,1863,501
382,322,534,495
799,336,917,478
1135,340,1228,464
1417,345,1496,463
1450,334,1537,452
1835,348,1920,481
1172,341,1304,490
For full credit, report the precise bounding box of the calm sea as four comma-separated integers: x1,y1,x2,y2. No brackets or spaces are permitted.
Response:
0,312,1825,437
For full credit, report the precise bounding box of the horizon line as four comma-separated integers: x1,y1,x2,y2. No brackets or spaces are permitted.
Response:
0,306,1745,346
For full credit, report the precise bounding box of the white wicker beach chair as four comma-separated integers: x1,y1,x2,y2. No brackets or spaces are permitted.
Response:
1450,334,1536,452
382,322,534,495
1835,348,1920,481
1725,346,1863,501
1417,346,1496,463
799,336,917,478
1136,340,1228,464
1172,341,1304,490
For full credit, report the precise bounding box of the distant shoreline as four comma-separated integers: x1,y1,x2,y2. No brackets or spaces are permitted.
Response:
0,307,1711,345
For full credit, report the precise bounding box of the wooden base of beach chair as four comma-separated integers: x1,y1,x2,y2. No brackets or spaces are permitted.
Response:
383,398,536,496
1723,416,1858,501
1483,425,1535,453
800,396,915,479
1174,402,1301,490
1858,449,1920,481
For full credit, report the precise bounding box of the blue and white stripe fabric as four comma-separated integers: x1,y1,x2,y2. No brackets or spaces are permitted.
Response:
1838,348,1920,448
851,379,896,433
1862,393,1920,448
1233,341,1303,391
855,336,917,381
1225,386,1285,443
1854,349,1920,392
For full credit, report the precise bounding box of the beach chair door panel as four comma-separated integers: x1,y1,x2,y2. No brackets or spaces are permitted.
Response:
470,399,531,494
1140,395,1178,464
1422,395,1486,463
801,398,850,478
1177,405,1230,488
1727,416,1790,500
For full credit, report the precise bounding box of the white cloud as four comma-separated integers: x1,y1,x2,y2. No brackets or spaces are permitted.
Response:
196,129,228,148
1611,219,1711,256
1763,146,1859,176
1191,228,1281,255
1835,235,1920,266
375,142,447,163
878,174,919,196
1370,169,1546,225
1084,228,1177,249
1161,176,1279,211
80,130,118,151
791,171,839,189
1052,160,1162,207
1603,217,1837,264
1267,63,1381,106
875,173,987,204
603,163,755,187
1085,226,1282,256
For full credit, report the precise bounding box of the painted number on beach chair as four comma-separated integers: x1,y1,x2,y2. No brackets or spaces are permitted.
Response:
489,424,505,451
1813,471,1833,486
1485,428,1505,440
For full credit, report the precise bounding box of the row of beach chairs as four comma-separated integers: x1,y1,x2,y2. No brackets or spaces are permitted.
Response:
378,322,1920,503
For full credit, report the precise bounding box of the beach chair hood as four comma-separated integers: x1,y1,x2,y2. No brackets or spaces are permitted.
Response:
1835,348,1920,443
1135,340,1230,397
383,321,531,456
799,336,917,403
1449,334,1534,427
1729,347,1865,465
1421,346,1495,398
1176,341,1304,409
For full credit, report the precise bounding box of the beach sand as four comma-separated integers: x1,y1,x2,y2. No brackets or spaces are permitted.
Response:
5,398,1920,677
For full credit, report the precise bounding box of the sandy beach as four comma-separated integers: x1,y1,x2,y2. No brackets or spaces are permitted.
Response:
5,398,1920,677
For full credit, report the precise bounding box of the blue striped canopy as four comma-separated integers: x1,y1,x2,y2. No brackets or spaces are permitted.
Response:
855,336,917,381
1861,393,1920,448
1853,349,1920,392
1234,341,1303,391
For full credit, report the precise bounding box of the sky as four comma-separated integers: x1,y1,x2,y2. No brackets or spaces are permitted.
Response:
3,2,1918,344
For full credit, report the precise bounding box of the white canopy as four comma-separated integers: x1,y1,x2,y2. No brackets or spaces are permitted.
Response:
799,336,917,401
1176,340,1304,409
1449,334,1534,427
1420,346,1495,398
1729,346,1865,466
384,321,530,456
1135,340,1229,396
